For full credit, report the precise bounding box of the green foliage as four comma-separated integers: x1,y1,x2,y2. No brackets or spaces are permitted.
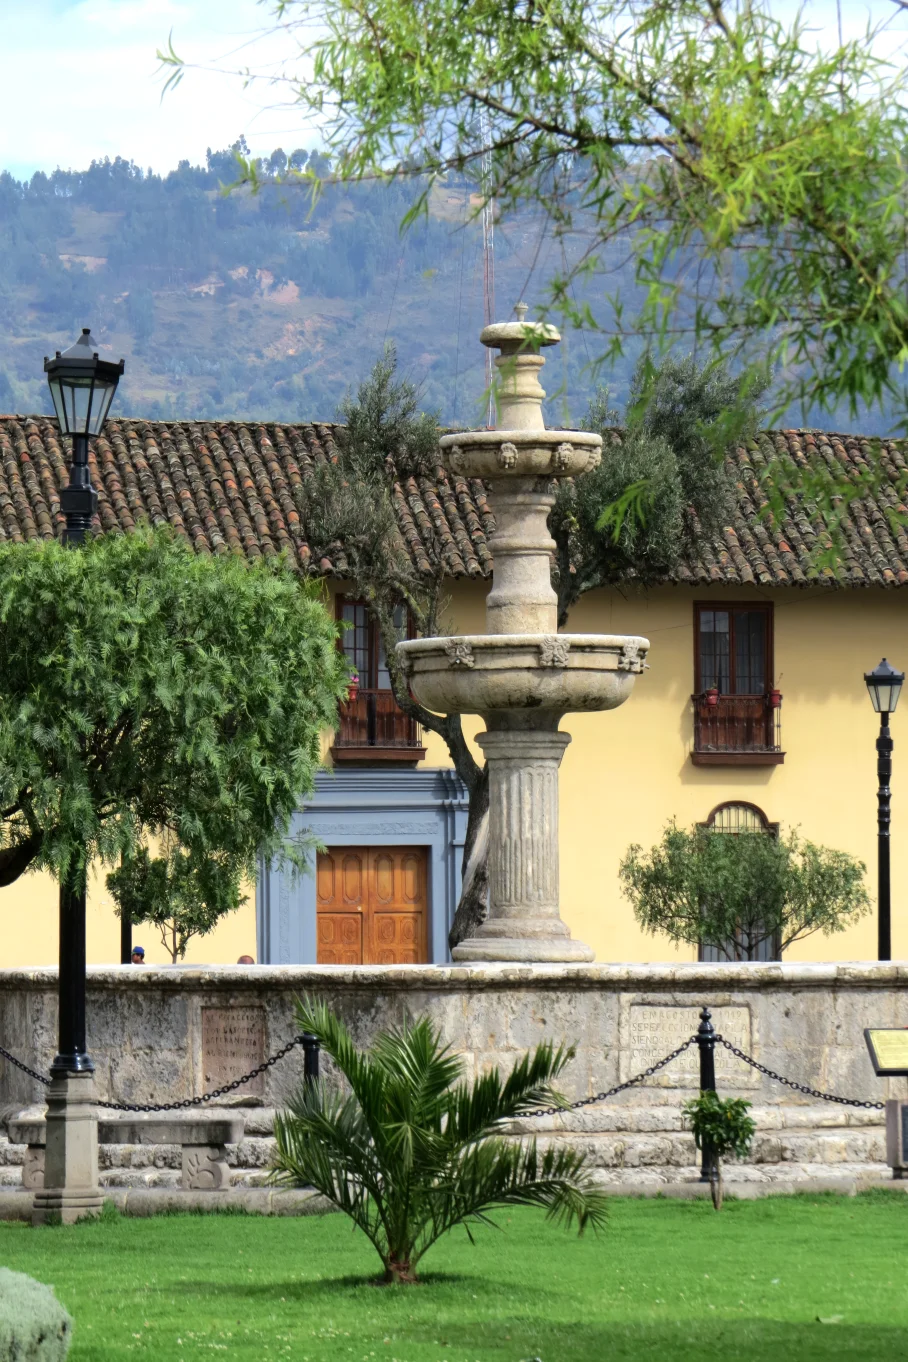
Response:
307,343,442,626
683,1091,756,1210
262,0,908,430
551,354,766,622
620,822,870,961
0,1268,72,1361
106,845,245,962
271,998,607,1282
684,1092,756,1164
0,528,347,891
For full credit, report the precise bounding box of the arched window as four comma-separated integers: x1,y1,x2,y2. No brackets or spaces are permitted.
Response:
698,802,781,962
704,801,778,836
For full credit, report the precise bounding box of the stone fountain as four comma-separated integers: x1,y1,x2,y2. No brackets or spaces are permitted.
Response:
398,305,650,962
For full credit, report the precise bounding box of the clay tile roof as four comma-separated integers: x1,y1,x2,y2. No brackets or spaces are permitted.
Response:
674,429,908,589
0,417,905,588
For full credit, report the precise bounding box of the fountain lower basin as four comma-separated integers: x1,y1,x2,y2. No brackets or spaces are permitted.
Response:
398,633,649,721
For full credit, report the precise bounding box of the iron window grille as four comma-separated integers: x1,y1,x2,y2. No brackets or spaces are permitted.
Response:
697,801,783,962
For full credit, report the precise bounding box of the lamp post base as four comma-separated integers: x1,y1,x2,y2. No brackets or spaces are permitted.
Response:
31,1071,102,1226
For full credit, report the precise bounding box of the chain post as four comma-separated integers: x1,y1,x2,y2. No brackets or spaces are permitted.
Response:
302,1032,319,1087
695,1006,717,1183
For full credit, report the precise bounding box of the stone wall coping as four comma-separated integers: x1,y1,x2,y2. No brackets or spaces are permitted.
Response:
8,1117,245,1147
0,961,905,991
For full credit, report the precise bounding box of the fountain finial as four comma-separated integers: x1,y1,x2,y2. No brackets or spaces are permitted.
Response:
480,304,559,353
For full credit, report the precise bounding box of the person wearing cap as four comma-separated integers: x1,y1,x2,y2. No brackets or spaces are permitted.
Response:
131,946,145,965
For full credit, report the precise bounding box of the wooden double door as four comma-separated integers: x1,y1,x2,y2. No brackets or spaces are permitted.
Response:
316,846,428,965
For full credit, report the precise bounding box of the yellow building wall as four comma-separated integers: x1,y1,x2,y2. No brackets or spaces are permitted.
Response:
560,583,908,963
2,578,905,965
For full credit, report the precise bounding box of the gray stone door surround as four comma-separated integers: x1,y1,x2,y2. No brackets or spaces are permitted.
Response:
256,768,469,964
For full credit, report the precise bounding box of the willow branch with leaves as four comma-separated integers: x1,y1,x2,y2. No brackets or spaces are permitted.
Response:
162,1,908,431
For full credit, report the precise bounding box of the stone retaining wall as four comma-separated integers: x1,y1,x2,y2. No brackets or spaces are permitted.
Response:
0,963,905,1186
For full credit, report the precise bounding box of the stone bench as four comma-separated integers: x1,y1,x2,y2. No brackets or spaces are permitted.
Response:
8,1116,246,1192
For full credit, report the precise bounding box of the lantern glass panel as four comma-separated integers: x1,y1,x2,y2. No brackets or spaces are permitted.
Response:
87,380,117,434
865,661,905,714
47,376,67,432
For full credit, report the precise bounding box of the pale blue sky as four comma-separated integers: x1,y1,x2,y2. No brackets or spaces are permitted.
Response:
0,0,904,181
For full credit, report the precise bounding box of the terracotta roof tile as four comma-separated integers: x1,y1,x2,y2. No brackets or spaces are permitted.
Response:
0,417,906,588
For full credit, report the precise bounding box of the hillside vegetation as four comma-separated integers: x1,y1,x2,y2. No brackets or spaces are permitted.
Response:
0,142,893,433
0,142,631,427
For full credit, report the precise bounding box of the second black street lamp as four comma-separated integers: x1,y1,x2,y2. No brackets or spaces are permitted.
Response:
43,329,124,1072
864,658,905,962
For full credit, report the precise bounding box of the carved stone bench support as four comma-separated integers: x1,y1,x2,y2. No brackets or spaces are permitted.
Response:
9,1116,244,1193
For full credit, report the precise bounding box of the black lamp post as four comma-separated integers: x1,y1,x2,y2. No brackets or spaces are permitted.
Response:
864,658,905,962
44,329,123,547
44,329,123,1071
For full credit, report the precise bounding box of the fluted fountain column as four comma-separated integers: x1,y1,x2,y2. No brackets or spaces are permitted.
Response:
398,303,650,963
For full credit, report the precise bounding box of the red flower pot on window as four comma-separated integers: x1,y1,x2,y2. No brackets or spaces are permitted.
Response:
346,670,360,704
704,687,720,708
767,688,782,709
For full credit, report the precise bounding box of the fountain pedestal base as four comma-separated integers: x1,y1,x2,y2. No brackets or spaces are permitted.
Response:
451,922,594,963
451,727,594,963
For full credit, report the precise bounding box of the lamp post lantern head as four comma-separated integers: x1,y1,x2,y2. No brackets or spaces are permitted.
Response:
865,658,905,715
44,328,124,438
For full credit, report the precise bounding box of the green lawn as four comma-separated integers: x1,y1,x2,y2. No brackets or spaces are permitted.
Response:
0,1193,905,1361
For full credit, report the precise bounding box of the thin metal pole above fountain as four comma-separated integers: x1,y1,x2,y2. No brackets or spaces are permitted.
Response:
398,305,650,963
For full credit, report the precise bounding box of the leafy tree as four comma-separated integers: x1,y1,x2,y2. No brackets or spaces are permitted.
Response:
619,822,870,961
241,0,908,432
551,353,767,624
107,844,246,963
683,1092,756,1211
0,528,348,905
271,998,607,1283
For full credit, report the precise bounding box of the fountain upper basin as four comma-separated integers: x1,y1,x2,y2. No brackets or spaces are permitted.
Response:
397,633,650,720
440,429,602,480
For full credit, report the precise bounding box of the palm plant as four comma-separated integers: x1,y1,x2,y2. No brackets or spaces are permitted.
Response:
271,999,607,1283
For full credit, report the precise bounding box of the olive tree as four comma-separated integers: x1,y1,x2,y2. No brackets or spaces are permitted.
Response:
551,354,767,624
0,528,348,910
620,822,870,960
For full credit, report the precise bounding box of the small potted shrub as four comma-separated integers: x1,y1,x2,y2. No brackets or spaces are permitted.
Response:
683,1091,756,1210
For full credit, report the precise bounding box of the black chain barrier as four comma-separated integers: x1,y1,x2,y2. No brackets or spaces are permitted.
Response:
0,1035,318,1113
714,1036,885,1110
0,1019,887,1116
0,1043,51,1088
520,1038,696,1118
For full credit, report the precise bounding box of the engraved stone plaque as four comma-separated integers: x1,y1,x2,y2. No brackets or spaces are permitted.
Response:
624,1004,756,1089
202,1006,266,1096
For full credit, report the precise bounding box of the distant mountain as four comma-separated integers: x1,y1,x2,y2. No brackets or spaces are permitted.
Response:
0,144,896,435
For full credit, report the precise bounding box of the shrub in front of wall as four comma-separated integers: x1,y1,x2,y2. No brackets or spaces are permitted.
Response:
0,1269,73,1361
